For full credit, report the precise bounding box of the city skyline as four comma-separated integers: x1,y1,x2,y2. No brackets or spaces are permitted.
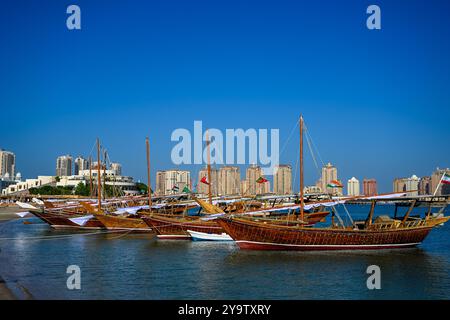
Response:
1,146,449,195
1,0,449,192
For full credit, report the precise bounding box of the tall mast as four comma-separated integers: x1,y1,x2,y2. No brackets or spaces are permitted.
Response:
299,116,304,222
206,130,212,204
89,156,93,197
103,149,107,199
146,137,152,211
96,138,102,211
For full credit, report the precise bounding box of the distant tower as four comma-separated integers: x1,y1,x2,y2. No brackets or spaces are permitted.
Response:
110,162,122,176
218,166,241,196
56,155,73,177
246,164,266,195
363,178,377,196
319,162,341,195
0,149,16,178
347,177,360,196
197,166,218,196
74,156,89,175
274,165,292,195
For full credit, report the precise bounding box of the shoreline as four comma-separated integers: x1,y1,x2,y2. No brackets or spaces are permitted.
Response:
0,276,16,300
0,206,19,299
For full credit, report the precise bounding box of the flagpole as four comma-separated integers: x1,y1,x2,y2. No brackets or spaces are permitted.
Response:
146,137,152,211
299,116,304,222
206,130,212,204
433,171,446,197
96,138,102,212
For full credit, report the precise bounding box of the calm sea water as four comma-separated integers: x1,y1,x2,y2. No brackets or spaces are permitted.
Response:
0,204,449,300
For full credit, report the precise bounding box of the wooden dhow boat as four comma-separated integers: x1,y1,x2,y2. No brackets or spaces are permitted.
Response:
217,199,449,250
215,116,450,251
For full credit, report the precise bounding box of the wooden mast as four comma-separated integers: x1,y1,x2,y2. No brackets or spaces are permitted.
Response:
300,116,304,222
206,130,212,204
103,149,107,200
146,137,152,211
89,156,93,197
96,138,102,211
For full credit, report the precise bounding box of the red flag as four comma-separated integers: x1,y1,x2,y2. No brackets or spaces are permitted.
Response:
200,176,210,185
256,177,268,184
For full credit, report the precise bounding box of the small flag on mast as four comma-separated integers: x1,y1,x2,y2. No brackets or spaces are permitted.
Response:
200,176,210,185
182,186,191,193
327,180,343,188
256,177,268,184
441,173,450,185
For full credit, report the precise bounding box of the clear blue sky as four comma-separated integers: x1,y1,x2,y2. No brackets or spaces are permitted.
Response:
1,0,449,192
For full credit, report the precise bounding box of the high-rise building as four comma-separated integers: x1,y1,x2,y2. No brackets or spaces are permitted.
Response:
0,149,15,178
393,178,407,193
363,178,377,196
245,164,269,195
197,166,219,196
274,165,292,195
156,171,166,195
74,156,89,175
56,155,73,177
110,162,122,176
155,170,190,195
418,176,431,195
347,177,360,196
431,168,450,196
218,166,240,196
405,175,420,196
318,162,342,195
393,175,420,196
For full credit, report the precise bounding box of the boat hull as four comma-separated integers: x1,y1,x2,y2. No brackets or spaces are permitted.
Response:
30,211,105,229
142,215,224,240
94,214,152,232
187,230,234,241
217,217,433,251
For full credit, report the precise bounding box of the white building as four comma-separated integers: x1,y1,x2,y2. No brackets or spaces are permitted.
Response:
2,176,56,195
110,162,122,176
347,177,360,196
57,168,139,195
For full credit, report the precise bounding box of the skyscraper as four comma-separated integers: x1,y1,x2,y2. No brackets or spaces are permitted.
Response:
363,178,377,196
418,176,431,195
273,165,292,195
0,149,15,178
393,178,407,193
197,166,219,196
218,166,240,196
245,164,268,195
74,156,89,175
155,170,190,195
319,162,341,195
56,155,73,177
347,177,360,196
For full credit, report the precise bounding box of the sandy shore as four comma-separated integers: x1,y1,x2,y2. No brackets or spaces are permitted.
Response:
0,206,19,299
0,206,22,221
